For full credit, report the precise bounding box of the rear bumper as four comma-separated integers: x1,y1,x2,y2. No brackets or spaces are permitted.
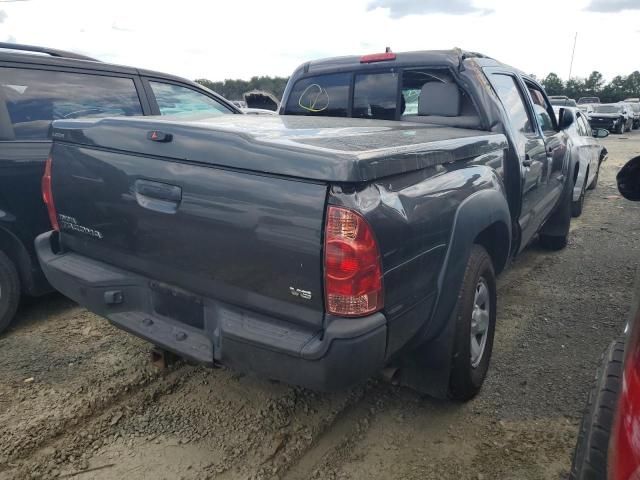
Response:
35,231,387,391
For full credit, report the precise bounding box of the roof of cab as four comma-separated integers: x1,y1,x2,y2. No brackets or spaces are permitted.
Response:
298,48,505,76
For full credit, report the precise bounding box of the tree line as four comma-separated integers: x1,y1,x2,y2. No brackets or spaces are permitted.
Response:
540,71,640,103
195,76,290,101
195,71,640,105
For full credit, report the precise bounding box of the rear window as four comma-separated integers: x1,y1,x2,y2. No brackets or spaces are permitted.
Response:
284,73,350,117
0,67,143,141
353,72,398,120
594,105,620,113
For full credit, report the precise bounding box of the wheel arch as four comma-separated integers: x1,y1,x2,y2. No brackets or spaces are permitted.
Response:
0,226,32,295
396,187,511,399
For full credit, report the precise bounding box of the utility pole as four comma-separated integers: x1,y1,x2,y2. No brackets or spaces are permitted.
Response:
568,32,578,79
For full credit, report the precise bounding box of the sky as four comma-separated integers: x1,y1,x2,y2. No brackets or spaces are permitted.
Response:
0,0,639,83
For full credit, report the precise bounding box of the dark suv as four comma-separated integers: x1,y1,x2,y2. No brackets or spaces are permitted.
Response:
0,43,239,333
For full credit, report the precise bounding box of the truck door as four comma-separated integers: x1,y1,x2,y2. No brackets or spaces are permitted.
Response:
522,80,566,224
487,72,550,247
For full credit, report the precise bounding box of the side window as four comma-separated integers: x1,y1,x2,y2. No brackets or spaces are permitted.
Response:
149,82,232,117
284,73,350,117
489,73,534,136
577,114,591,136
526,82,557,135
0,67,142,141
353,72,398,120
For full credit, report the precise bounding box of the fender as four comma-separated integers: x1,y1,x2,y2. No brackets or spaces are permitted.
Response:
398,186,512,398
0,225,50,296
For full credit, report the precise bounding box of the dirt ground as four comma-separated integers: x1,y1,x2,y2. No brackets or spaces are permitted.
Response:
2,131,640,480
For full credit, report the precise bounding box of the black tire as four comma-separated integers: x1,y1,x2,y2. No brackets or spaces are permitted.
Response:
616,121,625,134
0,250,20,334
569,340,624,480
588,164,599,191
448,245,497,401
538,234,568,250
572,181,585,218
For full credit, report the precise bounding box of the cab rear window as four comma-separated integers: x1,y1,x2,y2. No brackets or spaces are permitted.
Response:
284,73,350,117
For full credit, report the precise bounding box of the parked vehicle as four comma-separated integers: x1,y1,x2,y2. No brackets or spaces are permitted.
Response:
589,103,633,134
37,49,578,400
578,97,600,105
578,104,595,117
624,102,640,129
552,106,609,216
240,107,278,115
550,97,578,107
570,155,640,480
0,42,239,333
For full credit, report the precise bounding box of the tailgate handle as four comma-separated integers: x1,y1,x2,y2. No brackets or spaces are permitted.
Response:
134,179,182,214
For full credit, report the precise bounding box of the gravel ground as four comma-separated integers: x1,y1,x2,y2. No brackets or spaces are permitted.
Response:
1,131,639,480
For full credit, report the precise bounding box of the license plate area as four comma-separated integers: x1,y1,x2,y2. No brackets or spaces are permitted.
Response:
150,282,204,329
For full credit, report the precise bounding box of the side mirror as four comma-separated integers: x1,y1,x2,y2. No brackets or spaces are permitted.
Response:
559,108,575,129
617,156,640,201
593,128,609,138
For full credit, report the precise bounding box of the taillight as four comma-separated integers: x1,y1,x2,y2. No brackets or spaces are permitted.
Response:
324,206,383,317
42,155,59,231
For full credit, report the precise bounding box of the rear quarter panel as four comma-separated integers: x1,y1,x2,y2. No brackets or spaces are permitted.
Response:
329,148,508,355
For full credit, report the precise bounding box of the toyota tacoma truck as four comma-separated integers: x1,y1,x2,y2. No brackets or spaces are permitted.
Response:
36,50,577,400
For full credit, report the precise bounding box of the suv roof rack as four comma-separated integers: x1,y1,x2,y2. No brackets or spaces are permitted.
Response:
0,42,99,62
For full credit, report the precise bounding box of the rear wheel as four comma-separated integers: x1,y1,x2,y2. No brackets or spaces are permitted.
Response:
569,340,624,480
572,178,586,217
448,245,496,401
0,250,20,334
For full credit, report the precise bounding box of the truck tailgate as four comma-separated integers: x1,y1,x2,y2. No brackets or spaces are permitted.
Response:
51,142,327,328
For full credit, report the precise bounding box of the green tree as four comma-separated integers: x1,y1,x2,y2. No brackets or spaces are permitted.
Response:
601,75,627,103
541,73,564,96
623,71,640,99
564,78,585,100
195,76,290,101
583,71,604,97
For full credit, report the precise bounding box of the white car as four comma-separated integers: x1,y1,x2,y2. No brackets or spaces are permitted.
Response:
553,106,609,216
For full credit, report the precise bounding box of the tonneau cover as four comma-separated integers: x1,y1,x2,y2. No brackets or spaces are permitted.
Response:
52,115,507,182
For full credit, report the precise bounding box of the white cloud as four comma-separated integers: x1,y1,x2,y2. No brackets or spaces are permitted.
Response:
0,0,638,84
585,0,640,12
367,0,491,18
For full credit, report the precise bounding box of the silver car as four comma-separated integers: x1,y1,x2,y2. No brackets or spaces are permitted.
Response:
554,106,609,216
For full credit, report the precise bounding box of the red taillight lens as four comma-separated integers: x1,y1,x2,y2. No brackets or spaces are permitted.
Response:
324,206,383,317
360,52,396,63
42,155,59,231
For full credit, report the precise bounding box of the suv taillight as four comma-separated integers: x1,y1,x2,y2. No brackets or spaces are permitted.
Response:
42,155,59,231
324,206,383,317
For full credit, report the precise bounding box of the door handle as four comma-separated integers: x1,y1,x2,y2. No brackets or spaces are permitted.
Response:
523,154,533,167
134,179,182,214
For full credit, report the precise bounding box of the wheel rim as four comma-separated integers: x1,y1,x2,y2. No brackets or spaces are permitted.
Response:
470,277,491,368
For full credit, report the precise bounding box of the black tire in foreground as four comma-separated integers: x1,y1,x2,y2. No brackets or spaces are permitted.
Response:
0,250,20,334
448,245,497,401
569,339,625,480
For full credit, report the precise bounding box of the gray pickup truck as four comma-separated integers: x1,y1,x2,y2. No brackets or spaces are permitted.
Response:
36,50,578,401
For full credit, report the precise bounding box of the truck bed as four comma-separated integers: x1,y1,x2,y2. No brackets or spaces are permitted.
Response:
52,115,507,182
